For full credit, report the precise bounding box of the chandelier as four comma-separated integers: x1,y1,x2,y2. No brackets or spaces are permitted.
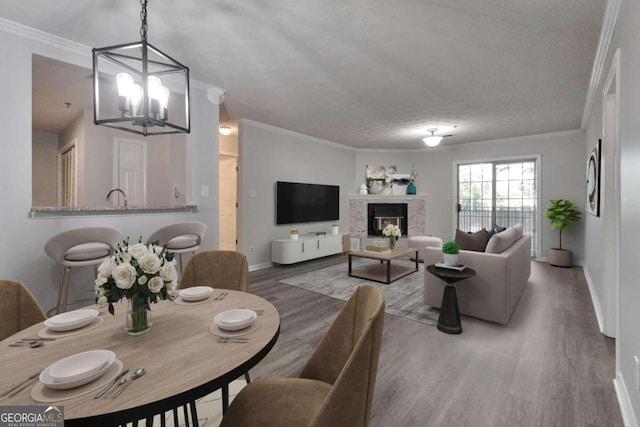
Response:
92,0,190,136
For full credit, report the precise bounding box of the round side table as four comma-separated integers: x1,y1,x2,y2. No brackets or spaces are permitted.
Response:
426,265,476,334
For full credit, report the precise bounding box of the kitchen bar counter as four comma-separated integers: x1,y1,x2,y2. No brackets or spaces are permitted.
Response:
30,205,198,218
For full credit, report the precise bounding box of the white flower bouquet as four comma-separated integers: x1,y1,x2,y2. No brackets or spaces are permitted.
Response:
95,238,177,333
382,224,401,249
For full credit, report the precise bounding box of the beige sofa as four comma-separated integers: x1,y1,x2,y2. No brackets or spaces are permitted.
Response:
423,225,531,324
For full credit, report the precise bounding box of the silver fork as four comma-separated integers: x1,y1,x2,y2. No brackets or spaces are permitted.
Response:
215,292,228,301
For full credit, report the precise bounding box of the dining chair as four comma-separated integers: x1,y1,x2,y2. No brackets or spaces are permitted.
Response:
220,284,385,427
178,250,250,413
178,250,248,292
44,227,122,315
147,221,207,273
0,280,46,341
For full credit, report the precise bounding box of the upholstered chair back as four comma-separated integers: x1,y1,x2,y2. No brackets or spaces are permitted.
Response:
301,284,385,426
178,250,249,292
0,280,46,341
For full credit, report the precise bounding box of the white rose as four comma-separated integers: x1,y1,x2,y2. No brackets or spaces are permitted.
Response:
97,295,108,307
98,257,117,278
153,245,164,255
139,253,161,274
128,243,148,260
121,253,132,263
113,263,136,289
95,286,105,297
138,275,148,285
159,262,178,283
95,276,107,288
148,276,164,293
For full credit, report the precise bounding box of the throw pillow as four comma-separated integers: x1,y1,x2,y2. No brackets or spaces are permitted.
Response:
455,228,487,252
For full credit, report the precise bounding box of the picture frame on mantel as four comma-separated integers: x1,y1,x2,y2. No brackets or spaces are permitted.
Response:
586,139,601,216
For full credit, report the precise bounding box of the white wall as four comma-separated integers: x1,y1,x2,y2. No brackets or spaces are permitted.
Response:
0,24,220,314
355,132,586,262
603,0,640,423
238,120,356,268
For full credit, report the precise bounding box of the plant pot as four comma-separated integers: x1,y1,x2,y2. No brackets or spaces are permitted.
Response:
443,253,459,266
548,248,572,267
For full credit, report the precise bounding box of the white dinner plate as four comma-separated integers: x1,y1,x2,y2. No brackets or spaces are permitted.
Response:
44,309,99,332
40,350,116,390
214,309,257,331
179,286,214,302
48,350,110,383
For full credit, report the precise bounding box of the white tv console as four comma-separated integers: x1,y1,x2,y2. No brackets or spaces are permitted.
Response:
271,233,345,265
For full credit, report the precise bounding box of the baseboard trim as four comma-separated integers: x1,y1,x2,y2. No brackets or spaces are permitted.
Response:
249,262,273,272
614,371,639,427
582,266,605,335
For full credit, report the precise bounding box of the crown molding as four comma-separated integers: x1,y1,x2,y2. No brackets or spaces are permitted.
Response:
0,17,222,94
580,0,622,130
0,17,89,55
238,119,357,152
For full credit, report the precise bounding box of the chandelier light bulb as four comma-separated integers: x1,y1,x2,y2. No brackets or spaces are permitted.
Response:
116,73,134,97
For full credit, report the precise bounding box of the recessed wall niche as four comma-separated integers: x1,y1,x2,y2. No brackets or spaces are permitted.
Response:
31,54,188,208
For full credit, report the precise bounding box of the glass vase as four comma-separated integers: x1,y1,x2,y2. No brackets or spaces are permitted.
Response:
388,236,396,250
126,297,152,335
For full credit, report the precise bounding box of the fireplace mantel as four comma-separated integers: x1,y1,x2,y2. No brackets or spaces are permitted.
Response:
347,194,429,239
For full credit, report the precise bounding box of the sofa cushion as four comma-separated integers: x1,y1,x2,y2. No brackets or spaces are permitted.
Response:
485,227,518,254
455,229,487,252
512,223,524,239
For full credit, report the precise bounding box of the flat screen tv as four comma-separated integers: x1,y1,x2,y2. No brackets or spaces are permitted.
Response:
276,181,339,225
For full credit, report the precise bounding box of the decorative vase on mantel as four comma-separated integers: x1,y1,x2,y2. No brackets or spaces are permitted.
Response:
126,297,152,335
406,183,416,195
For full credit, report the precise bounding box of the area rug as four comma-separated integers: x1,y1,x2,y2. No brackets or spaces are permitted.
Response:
279,259,440,326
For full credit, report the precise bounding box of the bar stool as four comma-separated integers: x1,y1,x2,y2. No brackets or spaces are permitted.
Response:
44,227,122,315
147,222,207,272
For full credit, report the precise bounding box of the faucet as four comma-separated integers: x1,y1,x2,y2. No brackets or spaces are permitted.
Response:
106,188,128,207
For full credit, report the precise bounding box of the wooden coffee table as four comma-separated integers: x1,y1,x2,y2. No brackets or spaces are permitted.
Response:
348,247,419,284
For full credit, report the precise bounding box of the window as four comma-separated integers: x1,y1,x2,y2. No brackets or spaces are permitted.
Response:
457,159,537,257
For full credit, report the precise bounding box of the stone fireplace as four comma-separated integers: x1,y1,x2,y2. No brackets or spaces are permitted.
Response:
347,195,427,240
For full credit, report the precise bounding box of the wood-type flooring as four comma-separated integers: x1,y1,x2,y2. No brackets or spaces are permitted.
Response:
247,256,623,427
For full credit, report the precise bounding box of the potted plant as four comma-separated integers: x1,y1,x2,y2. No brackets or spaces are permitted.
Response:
442,241,459,266
545,199,581,267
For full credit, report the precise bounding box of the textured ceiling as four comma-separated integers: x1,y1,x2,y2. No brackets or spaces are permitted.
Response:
2,0,606,148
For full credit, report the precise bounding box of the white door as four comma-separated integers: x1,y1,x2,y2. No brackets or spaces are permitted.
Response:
113,138,147,206
219,155,237,251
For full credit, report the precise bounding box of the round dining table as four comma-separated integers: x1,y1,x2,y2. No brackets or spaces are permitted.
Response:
0,289,280,426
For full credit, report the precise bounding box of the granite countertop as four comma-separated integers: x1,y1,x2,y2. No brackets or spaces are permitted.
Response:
30,205,198,217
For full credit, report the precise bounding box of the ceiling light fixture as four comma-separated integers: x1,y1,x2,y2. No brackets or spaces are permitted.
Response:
92,0,190,136
422,129,443,147
219,125,232,136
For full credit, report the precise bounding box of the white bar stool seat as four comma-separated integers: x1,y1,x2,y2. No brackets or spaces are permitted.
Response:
147,222,207,272
44,227,122,314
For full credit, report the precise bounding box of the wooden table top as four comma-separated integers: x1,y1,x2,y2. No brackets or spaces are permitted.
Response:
0,290,280,425
426,264,477,282
349,246,417,261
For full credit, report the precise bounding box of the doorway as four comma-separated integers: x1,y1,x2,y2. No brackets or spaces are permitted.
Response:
219,155,237,251
456,159,539,257
601,49,620,339
113,137,147,206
